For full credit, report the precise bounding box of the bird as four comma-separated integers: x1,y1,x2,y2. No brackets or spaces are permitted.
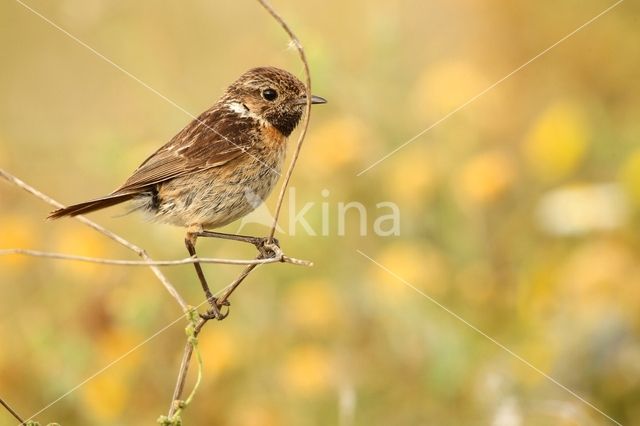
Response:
49,66,327,318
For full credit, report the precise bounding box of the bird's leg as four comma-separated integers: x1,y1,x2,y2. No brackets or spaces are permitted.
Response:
184,231,227,320
194,230,280,258
184,228,280,320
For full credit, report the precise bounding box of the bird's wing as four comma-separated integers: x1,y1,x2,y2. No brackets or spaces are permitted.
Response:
112,107,257,195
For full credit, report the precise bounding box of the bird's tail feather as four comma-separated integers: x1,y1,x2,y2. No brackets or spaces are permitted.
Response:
48,192,135,219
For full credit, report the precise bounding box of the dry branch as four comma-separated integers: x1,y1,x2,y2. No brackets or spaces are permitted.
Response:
0,168,189,312
0,397,25,425
0,248,312,267
258,0,314,242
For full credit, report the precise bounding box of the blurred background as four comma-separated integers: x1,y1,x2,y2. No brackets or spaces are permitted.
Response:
1,0,639,424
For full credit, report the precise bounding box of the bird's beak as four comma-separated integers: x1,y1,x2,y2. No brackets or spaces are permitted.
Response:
295,95,327,105
310,95,328,104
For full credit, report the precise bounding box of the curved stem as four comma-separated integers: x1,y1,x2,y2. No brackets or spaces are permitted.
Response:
255,0,313,243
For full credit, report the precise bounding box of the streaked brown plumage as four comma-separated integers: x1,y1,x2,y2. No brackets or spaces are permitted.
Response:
49,66,326,319
49,66,325,226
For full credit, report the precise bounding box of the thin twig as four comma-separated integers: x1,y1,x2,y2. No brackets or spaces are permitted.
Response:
0,248,313,267
166,262,260,419
167,317,207,418
0,168,188,311
168,335,196,414
217,261,260,307
0,397,25,425
256,0,313,243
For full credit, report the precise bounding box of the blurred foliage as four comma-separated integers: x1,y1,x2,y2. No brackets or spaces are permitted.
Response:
1,0,640,425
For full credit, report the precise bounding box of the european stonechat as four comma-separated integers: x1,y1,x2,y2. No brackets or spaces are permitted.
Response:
49,66,327,318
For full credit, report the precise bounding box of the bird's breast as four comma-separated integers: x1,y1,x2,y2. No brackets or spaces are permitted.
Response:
260,122,287,150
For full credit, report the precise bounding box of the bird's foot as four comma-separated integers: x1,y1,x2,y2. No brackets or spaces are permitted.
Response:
252,237,282,260
201,297,230,321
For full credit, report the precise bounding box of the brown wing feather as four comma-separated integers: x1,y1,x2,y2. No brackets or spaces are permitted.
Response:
112,106,256,194
49,105,257,219
48,193,135,219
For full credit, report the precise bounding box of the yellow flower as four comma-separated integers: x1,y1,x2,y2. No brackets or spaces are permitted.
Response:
281,345,333,395
457,150,515,204
523,101,589,181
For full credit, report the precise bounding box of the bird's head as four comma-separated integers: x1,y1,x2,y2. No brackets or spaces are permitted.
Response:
224,66,326,136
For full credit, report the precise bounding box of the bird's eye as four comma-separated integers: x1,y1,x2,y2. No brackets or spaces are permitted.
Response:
262,88,278,101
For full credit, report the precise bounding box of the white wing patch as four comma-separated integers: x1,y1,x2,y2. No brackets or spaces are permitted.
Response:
227,102,265,124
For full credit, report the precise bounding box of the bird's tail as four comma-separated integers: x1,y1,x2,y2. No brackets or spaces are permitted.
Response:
48,192,135,219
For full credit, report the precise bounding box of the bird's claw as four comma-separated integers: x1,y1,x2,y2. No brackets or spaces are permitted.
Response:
201,297,230,320
252,237,282,259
